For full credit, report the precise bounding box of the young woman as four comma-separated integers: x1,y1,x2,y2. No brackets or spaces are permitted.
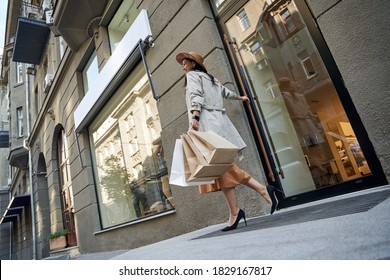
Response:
176,51,279,231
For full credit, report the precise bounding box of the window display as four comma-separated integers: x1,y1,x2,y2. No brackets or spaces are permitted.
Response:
219,0,372,196
89,63,173,228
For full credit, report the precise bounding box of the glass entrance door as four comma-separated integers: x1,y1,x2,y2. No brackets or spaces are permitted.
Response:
214,0,374,197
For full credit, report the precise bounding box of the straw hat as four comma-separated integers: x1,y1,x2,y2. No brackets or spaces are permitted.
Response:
175,51,207,72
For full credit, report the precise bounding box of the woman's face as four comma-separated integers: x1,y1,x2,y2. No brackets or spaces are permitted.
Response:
182,58,195,73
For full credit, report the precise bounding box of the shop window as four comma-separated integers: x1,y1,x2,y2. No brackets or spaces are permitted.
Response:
108,0,138,53
82,51,98,94
16,107,23,137
223,0,375,196
237,9,250,31
89,63,173,229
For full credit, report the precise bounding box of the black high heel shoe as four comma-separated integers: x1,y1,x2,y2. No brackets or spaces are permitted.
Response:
221,209,247,232
267,185,279,215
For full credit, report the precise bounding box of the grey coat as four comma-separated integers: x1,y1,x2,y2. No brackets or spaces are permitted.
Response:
185,70,247,150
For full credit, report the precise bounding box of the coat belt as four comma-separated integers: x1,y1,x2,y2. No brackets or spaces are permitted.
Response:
203,105,226,112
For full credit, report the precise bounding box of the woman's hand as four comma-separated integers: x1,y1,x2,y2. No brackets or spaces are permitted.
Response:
236,95,249,102
191,111,200,131
191,119,200,131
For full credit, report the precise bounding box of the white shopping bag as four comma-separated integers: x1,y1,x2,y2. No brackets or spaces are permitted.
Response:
169,139,215,187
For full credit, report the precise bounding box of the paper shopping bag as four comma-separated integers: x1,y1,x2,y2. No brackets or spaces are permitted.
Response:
187,130,239,164
169,139,215,187
181,134,233,181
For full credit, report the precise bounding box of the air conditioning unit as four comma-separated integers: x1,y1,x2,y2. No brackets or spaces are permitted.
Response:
43,74,53,93
45,10,54,25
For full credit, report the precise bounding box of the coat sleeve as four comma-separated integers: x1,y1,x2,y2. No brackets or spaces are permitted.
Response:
186,71,204,113
221,83,237,100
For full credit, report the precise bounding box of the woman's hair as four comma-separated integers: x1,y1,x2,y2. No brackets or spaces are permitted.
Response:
184,58,216,87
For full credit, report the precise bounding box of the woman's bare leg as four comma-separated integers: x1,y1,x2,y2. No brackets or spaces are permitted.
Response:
245,178,272,205
221,187,239,226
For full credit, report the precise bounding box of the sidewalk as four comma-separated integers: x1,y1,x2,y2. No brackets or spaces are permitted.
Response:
74,185,390,260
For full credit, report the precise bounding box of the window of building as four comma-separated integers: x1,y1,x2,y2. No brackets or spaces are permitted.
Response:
145,101,152,117
250,41,268,69
16,63,23,84
58,129,71,186
17,107,23,137
89,63,173,229
82,51,98,94
34,86,39,119
257,24,270,42
127,114,135,128
57,128,77,246
298,49,317,78
214,0,225,8
211,0,232,14
264,80,276,99
280,8,296,34
59,36,67,58
250,42,262,63
107,0,137,53
237,9,250,31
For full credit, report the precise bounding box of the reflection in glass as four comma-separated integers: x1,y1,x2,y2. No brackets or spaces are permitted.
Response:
211,0,231,14
224,0,371,196
89,63,173,228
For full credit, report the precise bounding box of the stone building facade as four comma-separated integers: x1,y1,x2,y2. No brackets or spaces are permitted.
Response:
0,0,388,259
0,50,11,259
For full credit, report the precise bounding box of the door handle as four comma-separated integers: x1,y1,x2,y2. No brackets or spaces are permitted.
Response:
224,34,279,181
304,155,311,166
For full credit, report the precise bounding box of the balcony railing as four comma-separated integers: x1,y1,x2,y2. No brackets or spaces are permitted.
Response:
12,1,51,64
19,1,44,21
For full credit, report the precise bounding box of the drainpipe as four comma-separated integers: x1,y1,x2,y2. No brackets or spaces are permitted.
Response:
8,191,12,259
24,70,37,260
9,220,12,259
